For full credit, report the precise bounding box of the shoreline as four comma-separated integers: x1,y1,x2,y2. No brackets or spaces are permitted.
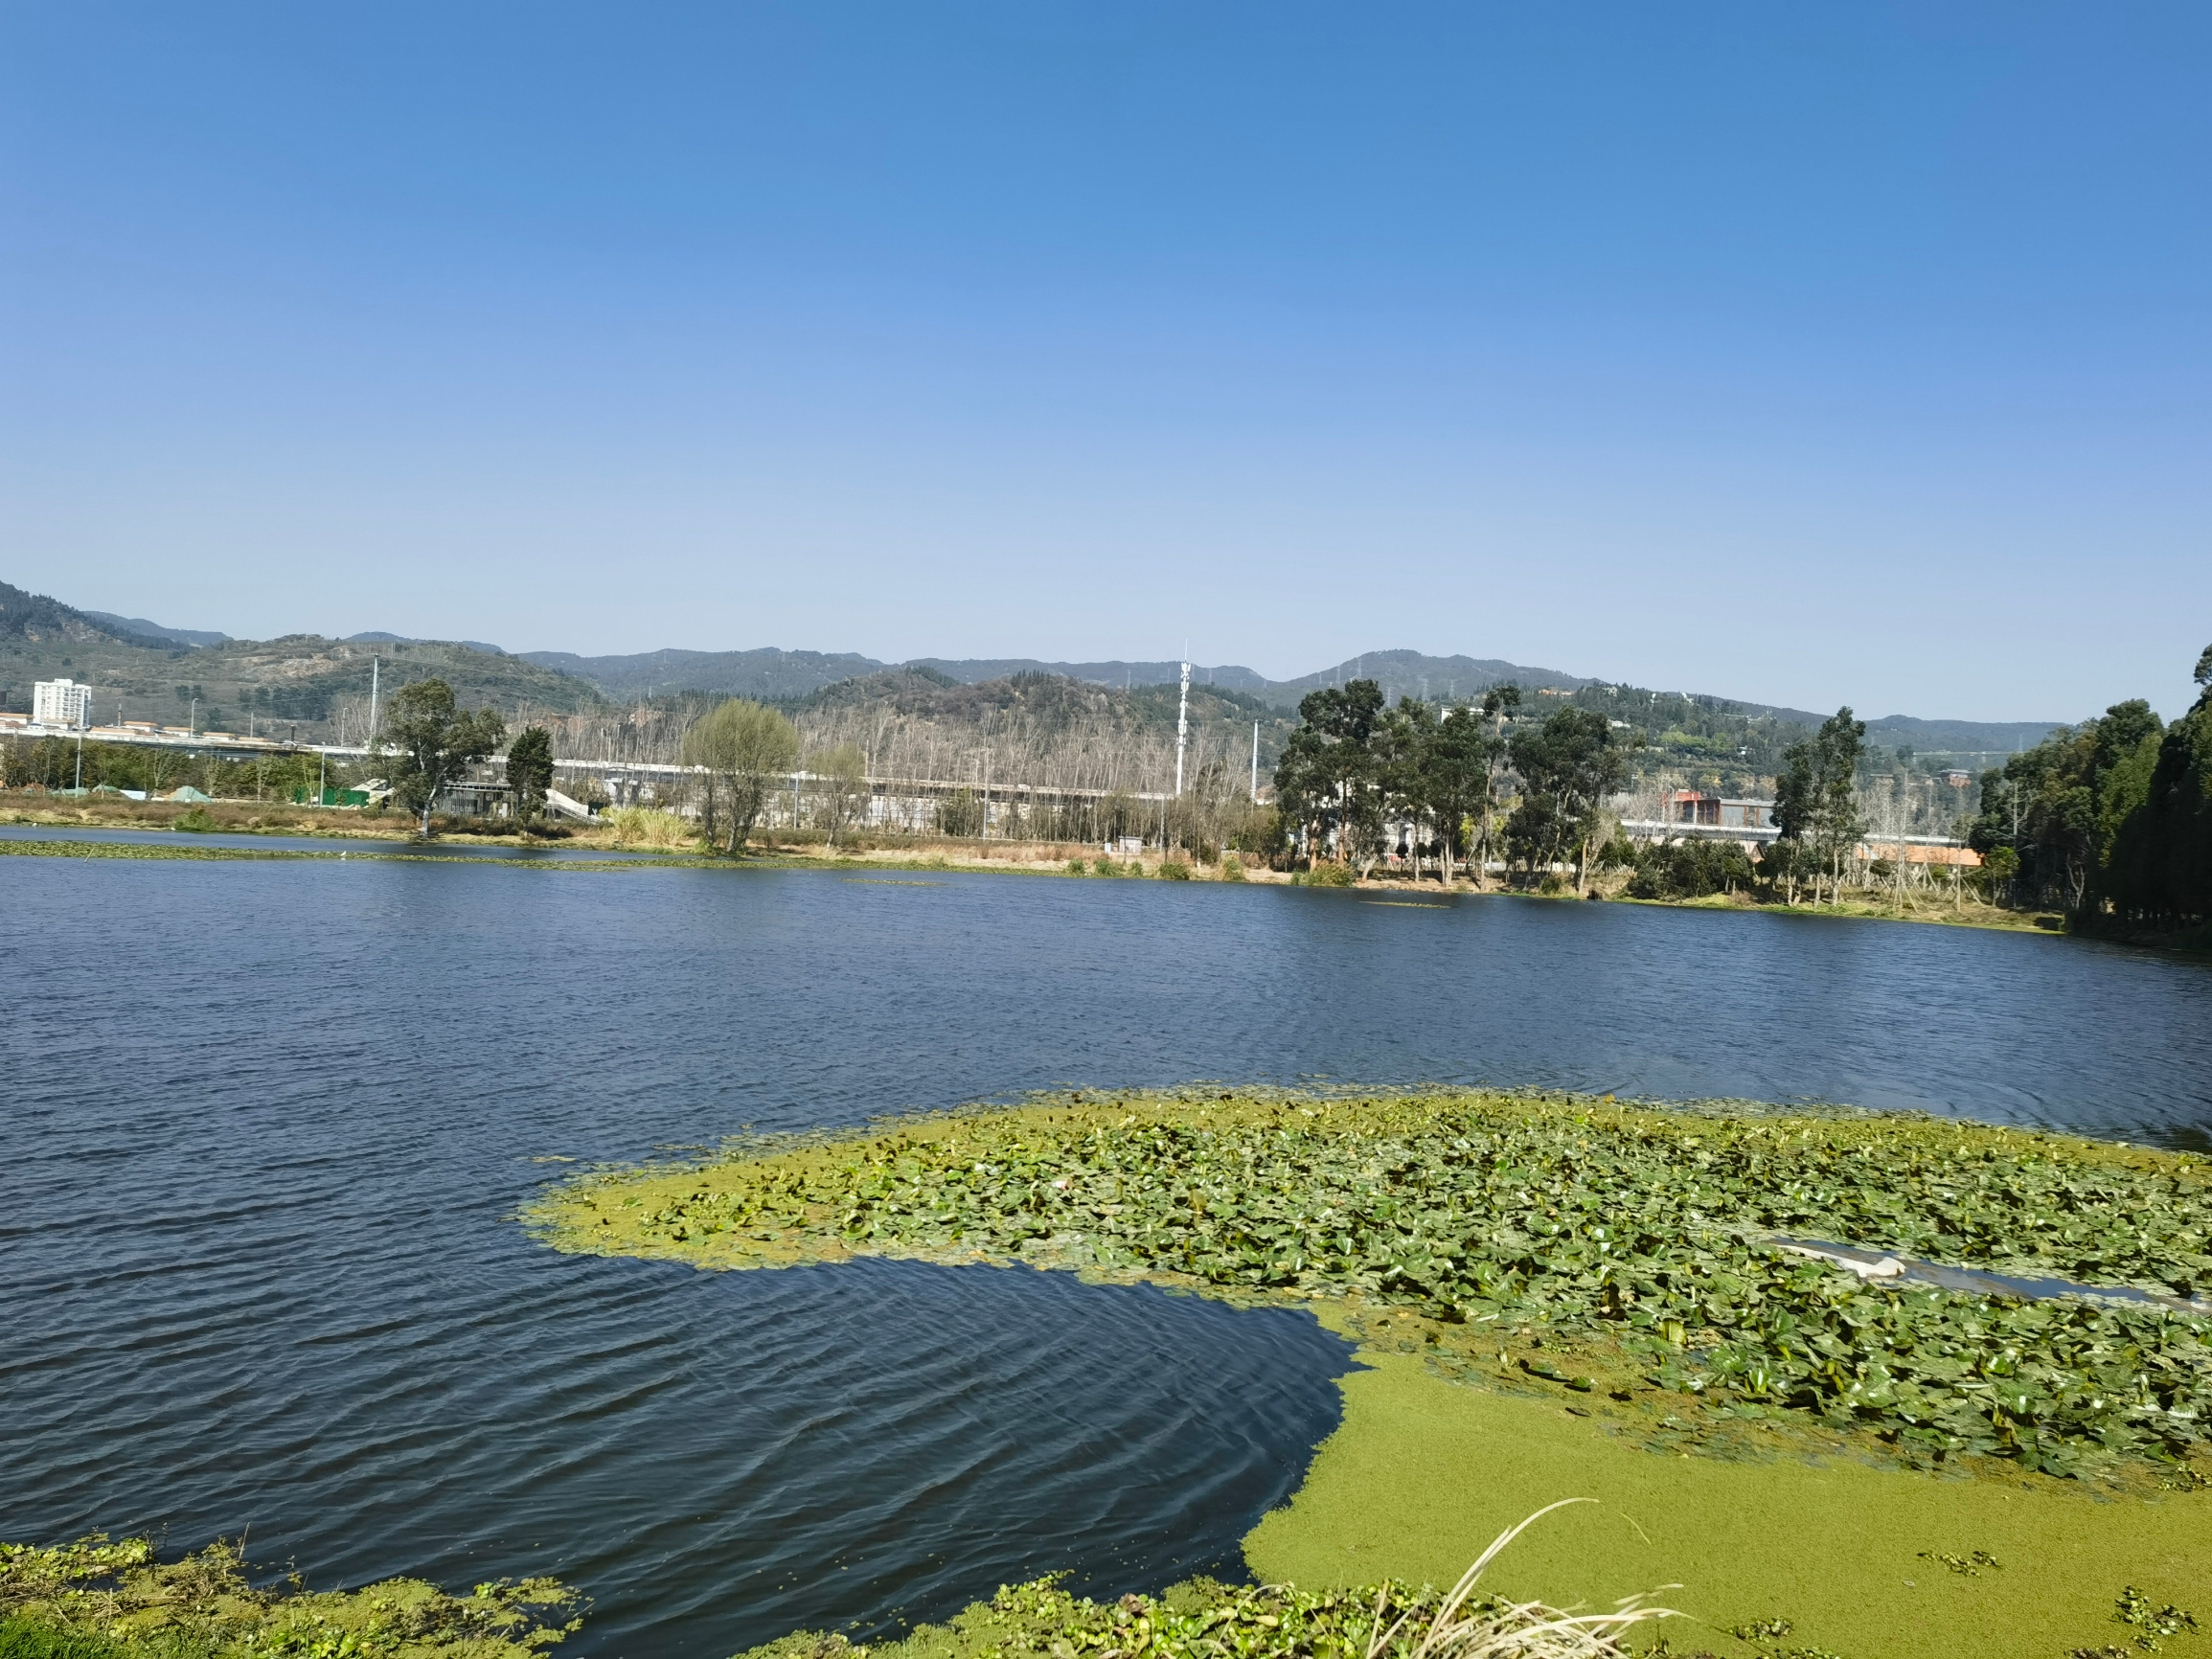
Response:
0,802,2116,945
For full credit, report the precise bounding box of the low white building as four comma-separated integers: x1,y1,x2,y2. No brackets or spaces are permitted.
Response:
33,678,93,728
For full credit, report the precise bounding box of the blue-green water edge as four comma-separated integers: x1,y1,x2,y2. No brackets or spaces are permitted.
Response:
4,843,2208,1658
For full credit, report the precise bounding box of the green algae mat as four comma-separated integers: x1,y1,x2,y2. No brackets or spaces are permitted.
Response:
0,1534,579,1659
525,1088,2212,1659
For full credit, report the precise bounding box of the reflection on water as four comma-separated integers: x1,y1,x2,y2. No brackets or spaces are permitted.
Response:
6,857,2208,1656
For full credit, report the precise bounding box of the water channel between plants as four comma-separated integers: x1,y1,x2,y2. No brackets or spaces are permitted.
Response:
7,845,2211,1658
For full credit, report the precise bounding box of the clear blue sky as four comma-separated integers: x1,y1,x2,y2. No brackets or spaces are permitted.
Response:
3,4,2206,720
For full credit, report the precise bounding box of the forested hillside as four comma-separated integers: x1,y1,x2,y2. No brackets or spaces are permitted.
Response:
1,580,602,738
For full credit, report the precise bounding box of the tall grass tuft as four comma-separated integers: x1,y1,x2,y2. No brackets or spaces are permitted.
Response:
1364,1502,1673,1658
603,807,696,851
735,1502,1675,1659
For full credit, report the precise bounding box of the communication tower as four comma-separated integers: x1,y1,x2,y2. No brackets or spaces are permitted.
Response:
1174,657,1190,796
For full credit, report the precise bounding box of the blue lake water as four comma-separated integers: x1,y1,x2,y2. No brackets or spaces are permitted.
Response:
6,852,2209,1657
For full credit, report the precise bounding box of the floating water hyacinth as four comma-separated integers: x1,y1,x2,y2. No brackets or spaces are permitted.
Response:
531,1088,2212,1474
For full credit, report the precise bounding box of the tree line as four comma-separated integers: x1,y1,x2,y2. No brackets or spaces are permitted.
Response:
1271,680,1631,887
1271,678,1904,901
1967,643,2212,930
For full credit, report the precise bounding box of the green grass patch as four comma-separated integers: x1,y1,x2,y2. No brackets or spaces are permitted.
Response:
0,1617,139,1659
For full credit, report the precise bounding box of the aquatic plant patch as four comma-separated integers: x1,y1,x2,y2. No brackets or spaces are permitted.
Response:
0,1534,579,1659
529,1089,2212,1473
737,1517,1668,1659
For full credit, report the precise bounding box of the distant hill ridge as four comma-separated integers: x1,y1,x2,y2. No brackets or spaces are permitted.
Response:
1,581,179,652
19,580,2063,755
517,643,2057,755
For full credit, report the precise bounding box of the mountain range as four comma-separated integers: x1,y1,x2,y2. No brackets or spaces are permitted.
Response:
3,580,2062,759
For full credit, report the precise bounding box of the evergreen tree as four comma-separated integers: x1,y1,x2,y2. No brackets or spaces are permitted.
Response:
1505,706,1625,891
1273,680,1385,869
506,726,555,822
376,678,506,836
1770,708,1865,903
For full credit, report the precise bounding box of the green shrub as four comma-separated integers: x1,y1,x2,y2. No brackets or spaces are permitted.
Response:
1300,862,1356,888
1066,859,1088,875
1629,841,1756,900
1158,860,1193,880
1220,854,1246,882
1598,835,1640,871
171,809,214,834
1092,857,1116,876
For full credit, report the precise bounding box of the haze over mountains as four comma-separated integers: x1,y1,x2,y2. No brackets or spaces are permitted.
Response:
6,580,2061,758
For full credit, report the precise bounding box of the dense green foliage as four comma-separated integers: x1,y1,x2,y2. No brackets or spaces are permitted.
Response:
1971,646,2212,927
1504,706,1626,883
0,1535,577,1659
1625,840,1755,900
504,727,554,821
1770,711,1867,904
1273,681,1624,885
1272,679,1389,868
376,678,506,835
541,1092,2212,1475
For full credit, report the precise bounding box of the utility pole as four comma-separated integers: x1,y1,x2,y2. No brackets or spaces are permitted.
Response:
75,697,86,790
1250,720,1260,803
1174,656,1190,797
367,656,380,752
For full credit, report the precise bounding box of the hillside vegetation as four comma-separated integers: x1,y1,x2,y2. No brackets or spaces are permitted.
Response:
0,582,602,739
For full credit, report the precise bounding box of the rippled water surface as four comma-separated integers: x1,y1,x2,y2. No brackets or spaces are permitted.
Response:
7,854,2210,1657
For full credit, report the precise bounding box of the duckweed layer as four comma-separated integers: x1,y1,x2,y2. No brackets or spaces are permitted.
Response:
1244,1352,2205,1659
528,1089,2212,1476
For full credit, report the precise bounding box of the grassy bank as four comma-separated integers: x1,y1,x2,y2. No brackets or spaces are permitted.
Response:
528,1087,2211,1659
1605,885,2065,936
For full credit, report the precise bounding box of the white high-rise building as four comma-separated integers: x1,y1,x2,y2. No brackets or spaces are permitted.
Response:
33,678,93,728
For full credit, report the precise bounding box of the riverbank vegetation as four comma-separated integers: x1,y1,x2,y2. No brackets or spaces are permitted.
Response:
1968,646,2212,938
0,1534,579,1659
741,1517,1670,1659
